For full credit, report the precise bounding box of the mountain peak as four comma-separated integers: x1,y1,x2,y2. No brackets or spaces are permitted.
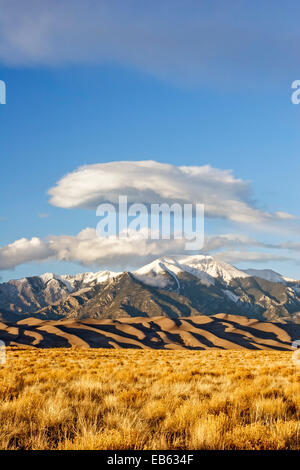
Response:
1,255,300,323
133,254,248,288
40,272,59,282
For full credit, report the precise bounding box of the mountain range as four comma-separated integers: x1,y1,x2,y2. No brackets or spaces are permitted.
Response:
1,255,300,323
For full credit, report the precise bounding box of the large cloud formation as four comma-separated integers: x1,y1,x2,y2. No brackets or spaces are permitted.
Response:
0,229,186,271
48,160,295,226
1,160,298,273
0,0,298,87
0,229,295,272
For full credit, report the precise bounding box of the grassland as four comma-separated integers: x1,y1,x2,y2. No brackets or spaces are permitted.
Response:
0,348,299,450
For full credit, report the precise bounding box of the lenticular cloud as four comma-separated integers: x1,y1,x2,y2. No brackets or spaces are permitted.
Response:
48,160,293,225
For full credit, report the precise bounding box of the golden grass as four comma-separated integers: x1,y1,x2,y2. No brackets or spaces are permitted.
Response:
0,348,299,450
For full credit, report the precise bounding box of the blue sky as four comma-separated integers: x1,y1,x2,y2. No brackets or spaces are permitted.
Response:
0,0,300,281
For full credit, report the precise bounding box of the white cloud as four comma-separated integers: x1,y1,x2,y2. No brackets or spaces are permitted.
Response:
49,227,186,269
0,237,54,270
0,228,187,271
274,211,297,220
1,160,298,273
215,250,293,265
48,160,296,228
280,242,300,251
204,234,262,251
0,1,298,87
0,227,297,272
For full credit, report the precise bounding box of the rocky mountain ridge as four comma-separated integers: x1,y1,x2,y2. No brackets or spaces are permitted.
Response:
1,255,300,322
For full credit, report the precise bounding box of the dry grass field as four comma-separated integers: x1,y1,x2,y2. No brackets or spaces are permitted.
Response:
0,348,299,450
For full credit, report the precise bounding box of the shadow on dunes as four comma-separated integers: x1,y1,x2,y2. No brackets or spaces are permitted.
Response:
183,318,287,350
0,315,297,350
0,323,71,348
55,325,143,349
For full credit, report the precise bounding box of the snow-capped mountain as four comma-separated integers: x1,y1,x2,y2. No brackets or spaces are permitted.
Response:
133,255,248,289
0,255,300,322
59,270,120,291
0,270,119,317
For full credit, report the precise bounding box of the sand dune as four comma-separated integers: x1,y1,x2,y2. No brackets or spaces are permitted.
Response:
0,315,299,350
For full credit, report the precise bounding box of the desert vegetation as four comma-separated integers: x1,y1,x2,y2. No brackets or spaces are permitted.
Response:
0,348,299,450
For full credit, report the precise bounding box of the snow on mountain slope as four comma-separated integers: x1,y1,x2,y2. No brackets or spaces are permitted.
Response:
39,270,120,292
0,270,120,315
173,255,248,283
60,270,120,291
222,289,241,303
133,255,248,288
1,255,299,318
133,258,183,288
